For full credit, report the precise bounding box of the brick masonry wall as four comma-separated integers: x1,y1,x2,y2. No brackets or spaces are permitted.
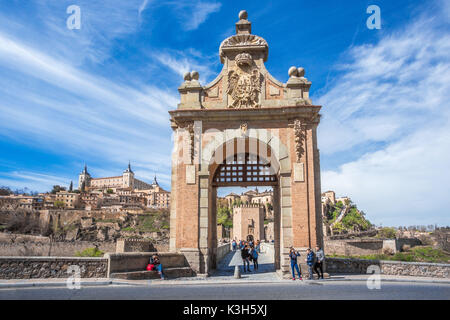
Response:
326,257,450,278
0,257,108,279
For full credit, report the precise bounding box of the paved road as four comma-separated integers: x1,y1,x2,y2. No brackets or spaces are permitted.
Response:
210,248,277,281
1,281,449,300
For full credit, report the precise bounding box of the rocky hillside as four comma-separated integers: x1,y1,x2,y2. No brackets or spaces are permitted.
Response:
0,209,170,245
323,199,372,235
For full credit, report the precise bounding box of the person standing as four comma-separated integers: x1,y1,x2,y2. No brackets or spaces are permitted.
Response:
232,239,237,251
250,246,259,271
305,248,315,280
314,246,325,279
289,247,302,280
255,240,261,254
241,244,251,272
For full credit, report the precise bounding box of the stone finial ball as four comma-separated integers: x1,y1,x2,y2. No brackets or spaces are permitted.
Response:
190,70,199,80
288,66,298,77
297,67,305,77
239,10,248,20
183,72,191,81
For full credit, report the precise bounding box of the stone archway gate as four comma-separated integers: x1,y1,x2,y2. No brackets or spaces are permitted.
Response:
168,10,323,278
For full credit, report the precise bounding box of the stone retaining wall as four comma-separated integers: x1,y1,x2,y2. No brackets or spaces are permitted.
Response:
0,257,108,279
216,243,231,263
105,252,188,276
0,241,116,257
326,257,450,278
324,238,422,256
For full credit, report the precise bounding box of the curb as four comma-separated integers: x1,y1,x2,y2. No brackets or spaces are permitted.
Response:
0,280,114,289
1,277,449,289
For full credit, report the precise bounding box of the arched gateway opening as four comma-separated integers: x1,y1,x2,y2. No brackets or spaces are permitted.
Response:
168,10,323,279
207,137,282,271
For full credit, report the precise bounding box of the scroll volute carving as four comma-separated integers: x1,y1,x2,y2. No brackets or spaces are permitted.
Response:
186,123,195,164
293,119,306,162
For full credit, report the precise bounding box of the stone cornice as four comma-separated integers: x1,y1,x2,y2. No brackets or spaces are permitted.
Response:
169,105,321,129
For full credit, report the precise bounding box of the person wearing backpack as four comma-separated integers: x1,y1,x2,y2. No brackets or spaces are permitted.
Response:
250,246,259,271
255,240,261,254
305,248,315,280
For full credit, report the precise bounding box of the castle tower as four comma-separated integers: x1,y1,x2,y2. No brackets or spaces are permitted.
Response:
78,164,91,190
122,161,135,189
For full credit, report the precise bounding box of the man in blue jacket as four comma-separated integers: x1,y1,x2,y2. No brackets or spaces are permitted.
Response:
289,247,302,280
305,248,315,280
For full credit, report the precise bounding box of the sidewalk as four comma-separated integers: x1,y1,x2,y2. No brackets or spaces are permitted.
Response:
0,274,449,289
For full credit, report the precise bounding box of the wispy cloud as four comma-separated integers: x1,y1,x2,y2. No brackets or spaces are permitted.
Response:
0,171,71,191
0,30,177,189
318,13,450,226
151,49,219,84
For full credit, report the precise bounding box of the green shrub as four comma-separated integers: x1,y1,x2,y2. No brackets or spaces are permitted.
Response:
377,227,397,239
75,247,104,257
330,246,449,263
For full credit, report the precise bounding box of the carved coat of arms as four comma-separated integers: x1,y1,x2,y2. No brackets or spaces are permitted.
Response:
227,52,261,108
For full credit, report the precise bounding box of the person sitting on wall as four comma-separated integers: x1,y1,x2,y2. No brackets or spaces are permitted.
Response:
147,254,165,280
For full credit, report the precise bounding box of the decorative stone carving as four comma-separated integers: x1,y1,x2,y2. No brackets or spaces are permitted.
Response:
221,34,268,48
186,123,195,164
227,60,261,109
240,123,248,136
293,119,305,162
235,52,252,67
288,66,308,82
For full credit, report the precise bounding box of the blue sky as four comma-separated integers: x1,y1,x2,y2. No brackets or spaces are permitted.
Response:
0,0,449,226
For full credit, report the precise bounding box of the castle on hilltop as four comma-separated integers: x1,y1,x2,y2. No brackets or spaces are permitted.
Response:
78,162,155,192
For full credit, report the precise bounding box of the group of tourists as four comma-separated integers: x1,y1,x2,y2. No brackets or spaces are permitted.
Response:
289,246,325,280
232,239,261,273
146,243,325,281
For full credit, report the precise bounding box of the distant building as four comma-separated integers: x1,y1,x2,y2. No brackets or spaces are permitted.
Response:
78,163,154,192
222,187,273,219
77,163,170,209
55,192,80,209
232,204,265,242
0,195,44,211
321,191,336,204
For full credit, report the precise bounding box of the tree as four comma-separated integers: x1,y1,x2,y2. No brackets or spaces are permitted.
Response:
217,206,233,228
51,185,66,194
54,200,65,208
69,181,73,192
0,186,12,195
106,188,114,194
